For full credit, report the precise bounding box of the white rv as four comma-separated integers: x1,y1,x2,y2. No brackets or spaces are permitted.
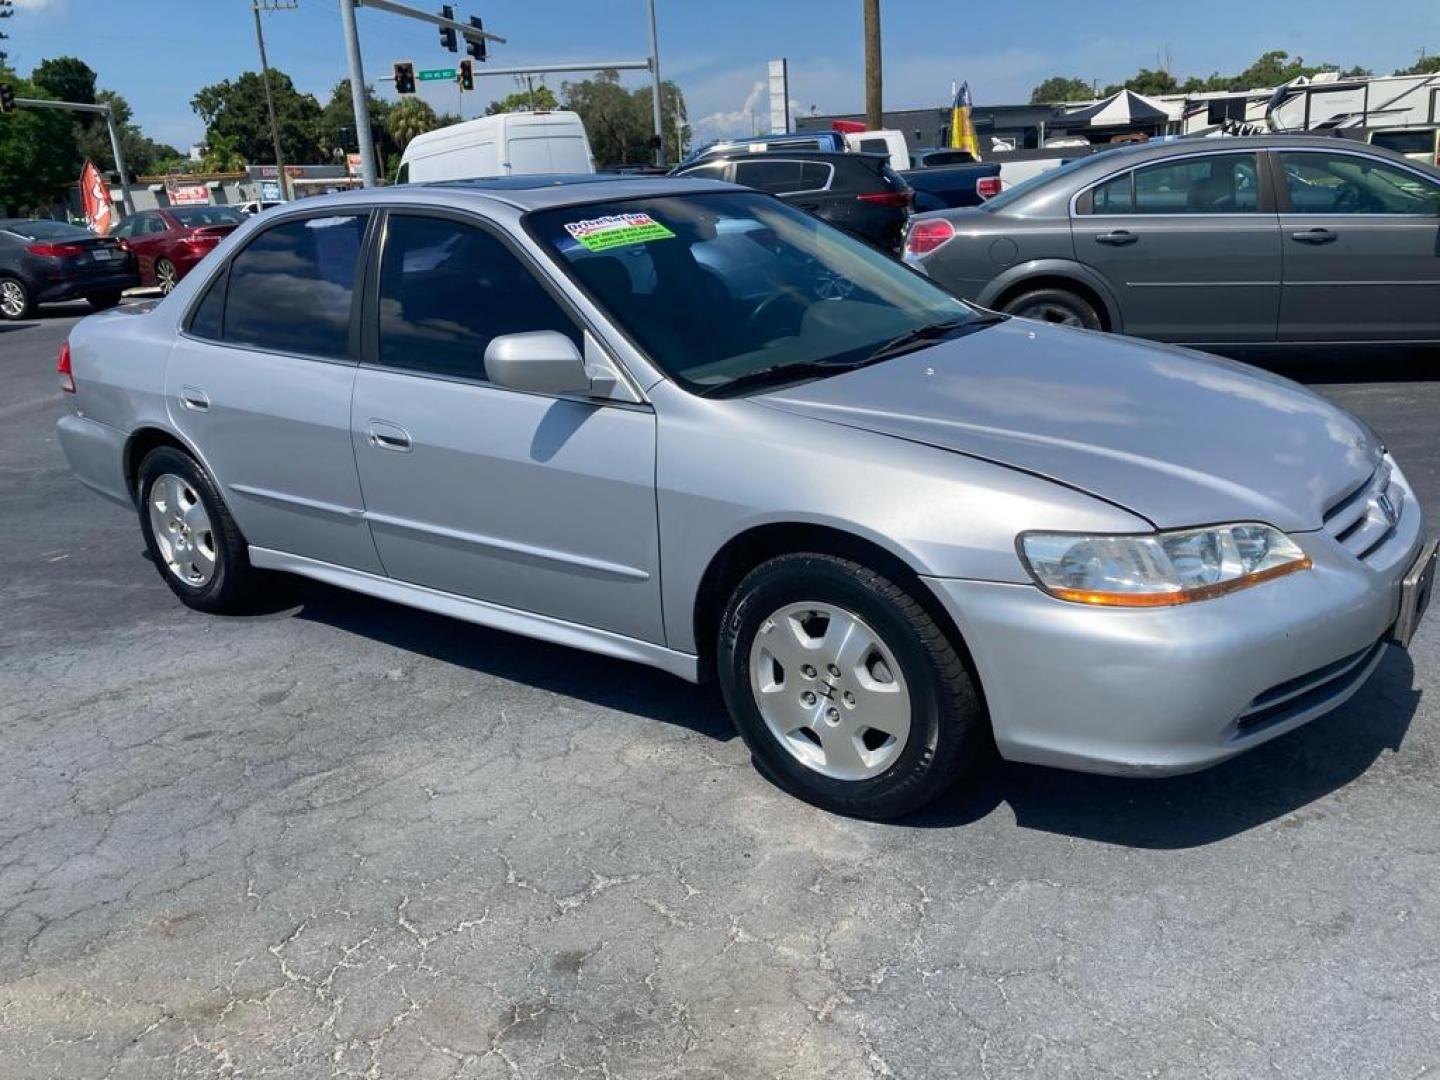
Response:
396,111,595,183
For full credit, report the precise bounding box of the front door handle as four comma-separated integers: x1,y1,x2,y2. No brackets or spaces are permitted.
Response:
1291,228,1336,244
1095,230,1137,246
366,420,412,453
179,385,210,412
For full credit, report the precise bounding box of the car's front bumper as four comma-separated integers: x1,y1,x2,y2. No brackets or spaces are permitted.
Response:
924,496,1428,777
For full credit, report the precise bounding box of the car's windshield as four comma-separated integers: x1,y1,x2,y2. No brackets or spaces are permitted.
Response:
170,206,244,228
3,219,92,241
528,191,979,394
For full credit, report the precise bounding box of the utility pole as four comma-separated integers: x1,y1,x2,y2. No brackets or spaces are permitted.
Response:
338,0,377,187
646,0,664,166
253,0,297,201
863,0,882,131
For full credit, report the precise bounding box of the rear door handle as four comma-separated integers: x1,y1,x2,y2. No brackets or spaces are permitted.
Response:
179,385,210,412
1095,230,1137,246
366,420,412,453
1291,228,1336,244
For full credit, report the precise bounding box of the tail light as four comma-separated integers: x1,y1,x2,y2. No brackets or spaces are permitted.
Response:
903,219,955,257
58,340,75,394
977,176,1003,200
27,242,88,258
858,189,914,208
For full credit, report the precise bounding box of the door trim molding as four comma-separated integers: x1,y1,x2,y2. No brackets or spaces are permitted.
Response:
249,547,697,681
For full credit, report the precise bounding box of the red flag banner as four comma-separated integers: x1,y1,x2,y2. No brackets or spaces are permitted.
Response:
80,161,114,235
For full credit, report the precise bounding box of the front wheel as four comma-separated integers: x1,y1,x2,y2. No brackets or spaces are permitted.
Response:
1000,286,1102,330
717,554,986,819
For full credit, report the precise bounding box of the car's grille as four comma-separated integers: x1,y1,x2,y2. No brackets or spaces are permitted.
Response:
1235,637,1387,732
1322,460,1405,564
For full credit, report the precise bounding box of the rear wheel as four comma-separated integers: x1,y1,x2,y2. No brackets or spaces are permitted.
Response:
136,446,259,613
155,258,178,296
87,289,123,311
0,276,33,320
1001,286,1102,330
717,553,985,819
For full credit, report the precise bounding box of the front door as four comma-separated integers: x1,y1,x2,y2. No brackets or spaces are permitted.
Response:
1274,148,1440,342
350,211,664,643
1071,151,1281,343
166,211,383,574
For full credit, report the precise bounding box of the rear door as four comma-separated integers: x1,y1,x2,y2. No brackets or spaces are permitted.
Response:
1274,147,1440,342
166,211,383,573
1071,150,1281,343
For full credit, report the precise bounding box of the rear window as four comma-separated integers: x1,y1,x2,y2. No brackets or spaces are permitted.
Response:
1371,130,1436,155
2,220,91,241
169,207,244,228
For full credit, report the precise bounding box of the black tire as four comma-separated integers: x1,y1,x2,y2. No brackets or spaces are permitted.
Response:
1000,286,1102,330
86,289,123,311
717,553,985,819
136,446,259,613
0,275,34,321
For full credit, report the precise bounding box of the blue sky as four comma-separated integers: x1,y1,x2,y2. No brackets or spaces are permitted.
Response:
7,0,1440,152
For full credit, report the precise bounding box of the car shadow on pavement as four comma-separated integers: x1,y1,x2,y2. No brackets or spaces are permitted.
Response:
908,647,1421,849
282,577,738,743
1233,346,1440,384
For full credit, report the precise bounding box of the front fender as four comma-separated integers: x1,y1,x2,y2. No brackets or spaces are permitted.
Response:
975,258,1124,332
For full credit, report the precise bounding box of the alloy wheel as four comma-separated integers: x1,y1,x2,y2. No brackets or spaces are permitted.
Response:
0,280,26,319
148,473,217,586
1014,301,1084,326
156,259,178,296
748,601,911,781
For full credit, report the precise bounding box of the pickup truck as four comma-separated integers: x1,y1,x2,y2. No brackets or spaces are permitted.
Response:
898,159,1002,210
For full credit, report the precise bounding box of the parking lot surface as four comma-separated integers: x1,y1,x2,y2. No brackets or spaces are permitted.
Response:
2,304,1437,1079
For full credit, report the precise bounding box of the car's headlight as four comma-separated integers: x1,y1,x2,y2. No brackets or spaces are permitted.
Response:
1018,524,1311,607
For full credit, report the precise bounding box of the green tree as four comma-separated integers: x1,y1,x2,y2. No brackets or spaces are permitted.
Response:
487,84,560,114
199,132,246,173
1030,77,1092,104
191,69,323,166
561,70,689,166
0,71,79,213
31,55,97,107
386,97,440,150
1397,54,1440,76
318,79,396,164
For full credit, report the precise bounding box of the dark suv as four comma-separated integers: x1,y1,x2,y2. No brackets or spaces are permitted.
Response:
672,151,913,250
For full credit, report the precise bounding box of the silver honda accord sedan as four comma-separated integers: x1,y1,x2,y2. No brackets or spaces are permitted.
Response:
56,176,1435,818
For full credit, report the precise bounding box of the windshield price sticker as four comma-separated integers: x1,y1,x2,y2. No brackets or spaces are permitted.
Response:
564,213,675,252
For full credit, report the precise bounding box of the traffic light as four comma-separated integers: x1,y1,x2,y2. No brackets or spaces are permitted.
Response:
465,16,487,62
458,59,474,92
438,5,456,52
393,61,416,95
0,83,14,114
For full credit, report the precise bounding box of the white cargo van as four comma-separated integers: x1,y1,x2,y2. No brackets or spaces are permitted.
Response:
396,111,595,183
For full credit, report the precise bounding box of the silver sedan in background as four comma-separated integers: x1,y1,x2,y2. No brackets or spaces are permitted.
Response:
902,135,1440,348
55,177,1434,818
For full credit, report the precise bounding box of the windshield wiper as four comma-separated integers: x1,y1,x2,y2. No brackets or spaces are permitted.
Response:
863,314,1005,363
700,360,854,399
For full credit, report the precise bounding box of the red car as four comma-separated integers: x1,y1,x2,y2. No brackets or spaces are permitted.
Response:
111,205,244,295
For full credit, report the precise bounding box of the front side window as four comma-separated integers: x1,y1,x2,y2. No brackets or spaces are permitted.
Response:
1090,154,1260,215
223,213,367,359
377,214,579,381
528,192,980,395
1279,151,1440,214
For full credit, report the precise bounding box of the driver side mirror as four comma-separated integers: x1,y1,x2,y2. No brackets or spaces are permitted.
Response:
484,331,592,396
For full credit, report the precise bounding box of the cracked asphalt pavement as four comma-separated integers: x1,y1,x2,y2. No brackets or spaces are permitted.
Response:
2,305,1437,1079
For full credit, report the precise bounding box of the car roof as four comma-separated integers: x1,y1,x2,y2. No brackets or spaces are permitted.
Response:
679,150,886,165
273,174,742,215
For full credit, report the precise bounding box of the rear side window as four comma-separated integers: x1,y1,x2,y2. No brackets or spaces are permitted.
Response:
1371,130,1436,155
799,162,832,190
376,214,579,381
223,214,368,359
734,159,807,194
188,268,227,340
676,162,728,182
857,138,889,155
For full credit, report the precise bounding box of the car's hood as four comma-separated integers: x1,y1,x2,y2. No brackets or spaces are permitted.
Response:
756,320,1380,532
